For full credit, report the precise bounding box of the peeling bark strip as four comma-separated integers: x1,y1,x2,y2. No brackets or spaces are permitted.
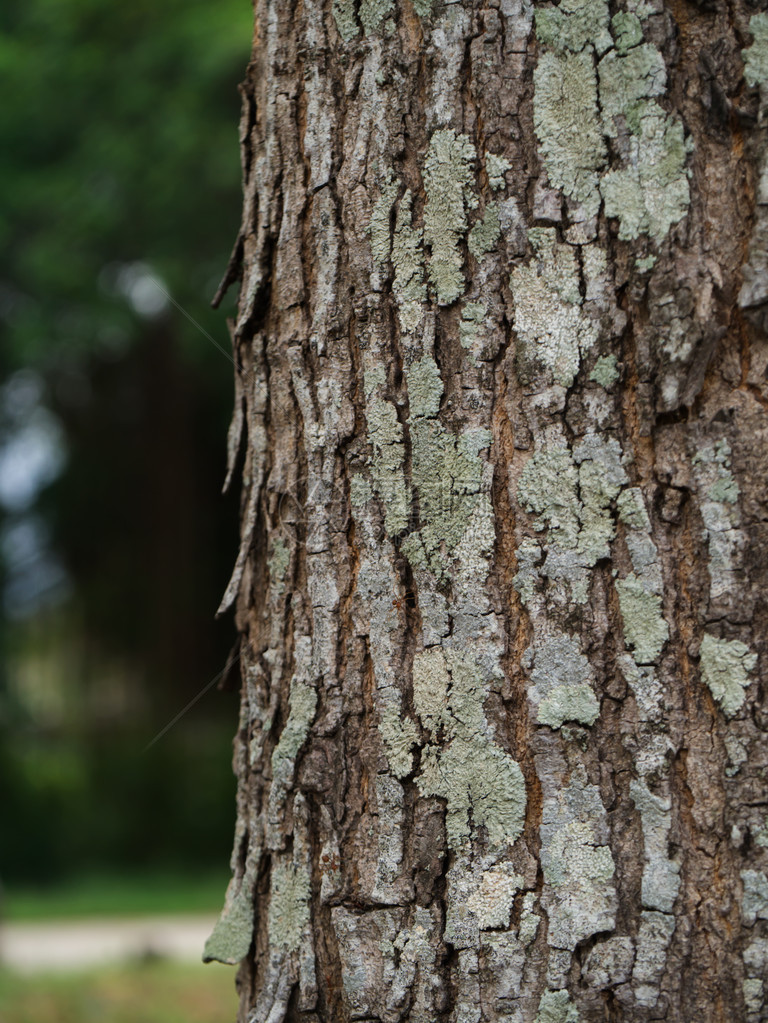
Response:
209,1,768,1020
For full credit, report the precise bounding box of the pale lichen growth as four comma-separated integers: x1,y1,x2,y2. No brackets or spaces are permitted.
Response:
533,51,605,218
268,861,311,953
700,633,757,718
412,645,450,732
612,10,643,53
511,228,599,387
332,0,359,40
468,203,501,260
466,865,523,928
598,44,666,135
692,439,742,599
600,106,690,242
742,870,768,926
271,680,317,768
535,0,611,55
350,474,373,508
379,700,420,778
744,14,768,87
372,774,406,900
486,152,511,191
531,0,691,243
363,366,411,535
540,767,617,950
359,0,393,36
632,910,676,1008
423,129,477,304
630,778,680,913
590,354,619,389
369,173,398,273
517,435,626,601
616,574,668,665
519,893,540,945
535,989,582,1023
459,301,486,362
268,676,318,840
402,356,492,579
413,647,526,849
528,633,600,729
203,881,255,964
412,0,433,16
268,537,290,593
391,190,427,333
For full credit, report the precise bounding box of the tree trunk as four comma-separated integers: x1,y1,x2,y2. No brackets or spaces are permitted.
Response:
204,1,768,1020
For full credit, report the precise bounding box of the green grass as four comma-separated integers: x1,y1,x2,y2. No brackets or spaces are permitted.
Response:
3,871,230,922
0,959,238,1023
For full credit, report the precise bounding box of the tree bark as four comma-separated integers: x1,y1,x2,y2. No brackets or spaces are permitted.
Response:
204,2,768,1020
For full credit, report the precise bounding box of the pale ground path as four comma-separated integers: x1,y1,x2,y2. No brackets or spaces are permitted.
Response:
0,914,218,971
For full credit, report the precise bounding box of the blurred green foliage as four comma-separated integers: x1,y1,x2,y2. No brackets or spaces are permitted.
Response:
0,0,252,888
0,0,249,369
0,959,237,1023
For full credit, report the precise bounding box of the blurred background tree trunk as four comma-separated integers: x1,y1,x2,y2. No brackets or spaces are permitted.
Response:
208,1,768,1020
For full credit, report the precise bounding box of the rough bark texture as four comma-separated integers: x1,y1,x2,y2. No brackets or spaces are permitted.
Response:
205,2,768,1020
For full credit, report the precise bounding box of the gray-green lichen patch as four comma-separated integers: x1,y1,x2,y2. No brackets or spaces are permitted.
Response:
535,989,581,1023
590,354,619,389
423,130,477,304
332,0,359,40
535,0,611,56
511,228,599,387
359,0,393,36
630,778,680,913
372,774,407,901
519,892,540,945
412,0,433,16
539,767,617,949
528,634,600,729
691,439,742,600
612,11,643,53
203,879,255,964
459,301,486,362
271,679,317,768
391,191,427,334
413,647,526,850
402,356,492,579
616,574,668,665
486,152,511,191
600,105,690,242
598,45,666,135
468,203,501,260
700,633,757,718
742,870,768,926
533,51,606,218
350,474,373,508
369,173,398,273
268,537,290,589
407,354,443,418
516,435,626,601
268,861,311,953
363,366,410,535
268,677,318,837
378,700,420,778
466,864,524,929
635,253,657,272
632,910,676,1008
744,14,768,87
531,0,691,244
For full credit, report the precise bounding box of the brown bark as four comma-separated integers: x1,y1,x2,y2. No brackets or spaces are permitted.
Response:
205,1,768,1020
